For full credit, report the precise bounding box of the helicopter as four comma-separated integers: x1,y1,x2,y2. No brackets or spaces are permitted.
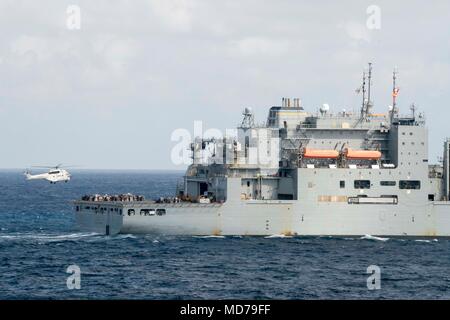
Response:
24,164,73,184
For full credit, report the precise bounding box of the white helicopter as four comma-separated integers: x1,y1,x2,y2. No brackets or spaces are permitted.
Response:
24,164,73,184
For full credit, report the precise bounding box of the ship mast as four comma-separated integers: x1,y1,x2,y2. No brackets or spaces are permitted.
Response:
367,62,372,108
366,62,373,120
391,67,399,124
359,62,372,122
360,71,366,119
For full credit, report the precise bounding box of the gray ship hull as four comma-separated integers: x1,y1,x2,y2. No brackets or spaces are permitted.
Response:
74,199,450,237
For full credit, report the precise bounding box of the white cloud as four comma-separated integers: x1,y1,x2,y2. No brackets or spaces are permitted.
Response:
339,21,371,43
227,37,290,57
148,0,194,32
10,35,66,61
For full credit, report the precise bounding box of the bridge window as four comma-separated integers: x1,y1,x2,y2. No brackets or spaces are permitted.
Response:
128,209,135,216
140,209,156,216
156,209,166,216
380,181,396,186
340,181,345,188
399,180,421,190
354,180,371,189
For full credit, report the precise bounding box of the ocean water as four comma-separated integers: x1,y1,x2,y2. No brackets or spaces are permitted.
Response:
1,169,450,299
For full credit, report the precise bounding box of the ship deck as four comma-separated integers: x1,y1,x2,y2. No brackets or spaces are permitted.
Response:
74,200,223,208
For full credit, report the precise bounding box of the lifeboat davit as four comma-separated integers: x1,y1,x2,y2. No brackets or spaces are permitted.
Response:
344,148,381,160
303,148,339,159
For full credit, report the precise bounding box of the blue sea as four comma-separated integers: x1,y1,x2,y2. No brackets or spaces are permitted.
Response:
0,169,450,299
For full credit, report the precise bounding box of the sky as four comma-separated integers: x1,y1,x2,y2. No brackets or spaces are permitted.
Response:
0,0,449,170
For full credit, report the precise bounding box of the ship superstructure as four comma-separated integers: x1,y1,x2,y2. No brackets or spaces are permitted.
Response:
74,65,450,236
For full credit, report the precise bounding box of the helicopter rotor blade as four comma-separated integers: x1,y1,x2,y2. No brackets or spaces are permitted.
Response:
58,165,83,168
32,166,58,169
30,164,83,170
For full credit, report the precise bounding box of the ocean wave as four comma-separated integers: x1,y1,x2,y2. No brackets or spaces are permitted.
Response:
360,234,390,242
415,239,438,243
192,235,226,239
114,234,137,240
0,232,99,243
264,234,293,239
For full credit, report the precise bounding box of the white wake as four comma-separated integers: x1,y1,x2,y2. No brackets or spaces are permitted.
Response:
360,234,390,242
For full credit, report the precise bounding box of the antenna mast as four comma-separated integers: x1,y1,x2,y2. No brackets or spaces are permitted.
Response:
393,68,397,109
366,62,373,119
367,63,372,104
391,67,399,124
361,71,366,119
359,63,372,121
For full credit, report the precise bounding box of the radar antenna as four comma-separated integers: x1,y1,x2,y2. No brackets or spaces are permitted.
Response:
241,107,255,129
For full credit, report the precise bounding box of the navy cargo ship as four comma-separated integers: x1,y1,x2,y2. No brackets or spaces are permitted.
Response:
74,65,450,236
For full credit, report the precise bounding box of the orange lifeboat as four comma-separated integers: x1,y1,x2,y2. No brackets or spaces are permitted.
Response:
303,148,339,159
344,148,381,160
